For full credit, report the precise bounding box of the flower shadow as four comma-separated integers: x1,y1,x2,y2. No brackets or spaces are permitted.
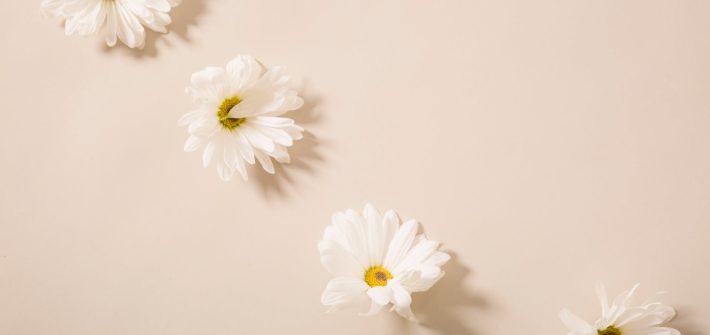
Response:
397,252,489,335
251,87,326,199
100,0,209,58
668,306,705,335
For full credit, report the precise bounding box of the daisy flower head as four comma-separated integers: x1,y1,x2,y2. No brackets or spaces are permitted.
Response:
179,55,304,181
559,284,679,335
319,204,451,321
41,0,181,49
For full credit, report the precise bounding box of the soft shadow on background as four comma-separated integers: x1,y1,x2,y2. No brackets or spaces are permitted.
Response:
396,252,489,335
100,0,208,58
669,306,705,335
252,85,325,199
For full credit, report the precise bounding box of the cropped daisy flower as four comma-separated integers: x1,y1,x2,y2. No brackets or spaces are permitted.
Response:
41,0,181,49
559,284,679,335
319,204,451,321
179,55,304,181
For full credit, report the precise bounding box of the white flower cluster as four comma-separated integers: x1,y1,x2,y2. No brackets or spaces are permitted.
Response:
42,0,181,49
40,2,684,332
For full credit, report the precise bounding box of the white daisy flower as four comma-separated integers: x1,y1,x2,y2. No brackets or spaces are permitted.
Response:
559,284,680,335
41,0,181,49
319,204,451,321
179,55,304,181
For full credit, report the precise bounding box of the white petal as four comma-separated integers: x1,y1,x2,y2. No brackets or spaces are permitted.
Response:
282,93,304,111
256,126,293,146
559,309,594,333
125,0,175,35
604,284,640,324
321,277,369,307
421,251,451,268
390,283,412,308
216,163,234,181
268,144,291,163
363,204,382,224
393,238,440,275
318,240,366,277
258,91,304,117
234,152,248,181
395,304,418,322
363,204,385,267
233,66,303,117
644,327,680,335
202,141,215,167
226,55,263,94
253,150,275,174
649,304,676,324
283,124,304,141
56,0,177,49
142,0,171,12
252,116,295,128
188,67,229,105
235,132,255,164
183,135,202,152
328,212,369,268
597,283,610,317
361,299,385,316
390,283,417,322
103,3,118,46
240,125,275,152
404,269,444,293
248,66,289,92
613,284,640,309
40,0,64,17
383,220,419,270
64,1,103,35
222,134,239,169
178,110,206,126
115,3,145,49
322,218,347,245
381,210,400,249
367,286,391,306
188,117,218,137
621,304,676,329
227,96,263,118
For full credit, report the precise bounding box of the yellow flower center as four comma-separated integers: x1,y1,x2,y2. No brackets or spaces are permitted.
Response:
217,96,246,131
598,326,622,335
364,266,393,287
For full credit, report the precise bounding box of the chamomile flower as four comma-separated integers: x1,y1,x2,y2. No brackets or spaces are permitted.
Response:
560,284,679,335
319,204,450,321
41,0,181,49
179,55,304,181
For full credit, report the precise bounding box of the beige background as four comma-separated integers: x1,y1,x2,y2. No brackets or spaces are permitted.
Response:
1,1,709,334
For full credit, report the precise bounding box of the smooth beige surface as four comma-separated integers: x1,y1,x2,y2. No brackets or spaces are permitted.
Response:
1,1,709,334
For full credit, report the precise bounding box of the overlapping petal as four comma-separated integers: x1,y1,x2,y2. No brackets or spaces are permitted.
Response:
319,204,450,321
560,284,679,335
179,55,303,181
41,0,180,48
